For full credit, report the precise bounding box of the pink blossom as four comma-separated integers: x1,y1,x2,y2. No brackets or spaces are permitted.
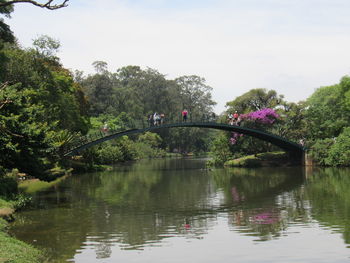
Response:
240,108,279,124
230,132,243,144
228,108,278,144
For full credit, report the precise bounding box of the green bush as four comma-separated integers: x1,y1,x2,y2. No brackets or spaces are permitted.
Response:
13,194,32,210
97,144,124,164
134,142,166,159
117,136,138,161
82,133,166,165
309,138,335,166
326,127,350,166
0,177,18,197
209,133,233,165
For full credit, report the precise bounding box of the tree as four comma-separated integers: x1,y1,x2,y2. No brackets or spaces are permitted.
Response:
0,1,14,44
0,0,69,10
226,88,284,113
0,82,53,179
0,0,13,14
175,75,216,119
78,66,218,155
0,36,89,180
92,61,108,74
274,101,307,140
209,132,233,165
305,84,347,140
33,34,60,57
0,19,14,43
217,89,287,160
296,75,350,166
0,0,68,47
81,70,116,116
339,76,350,115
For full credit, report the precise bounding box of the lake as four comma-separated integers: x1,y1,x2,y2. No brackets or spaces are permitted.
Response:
10,158,350,262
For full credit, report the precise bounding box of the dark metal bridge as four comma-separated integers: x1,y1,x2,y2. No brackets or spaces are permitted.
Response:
63,119,305,157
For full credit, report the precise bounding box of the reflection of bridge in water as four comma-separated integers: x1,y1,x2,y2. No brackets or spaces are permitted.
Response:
64,119,305,159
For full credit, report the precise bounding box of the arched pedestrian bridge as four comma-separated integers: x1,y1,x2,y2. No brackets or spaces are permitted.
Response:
63,120,305,158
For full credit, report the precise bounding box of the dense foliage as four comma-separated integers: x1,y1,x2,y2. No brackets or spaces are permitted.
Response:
78,63,216,157
0,35,90,181
211,76,350,166
305,76,350,165
210,89,303,165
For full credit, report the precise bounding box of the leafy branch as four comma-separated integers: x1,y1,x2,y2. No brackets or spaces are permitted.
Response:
0,0,69,10
0,82,12,110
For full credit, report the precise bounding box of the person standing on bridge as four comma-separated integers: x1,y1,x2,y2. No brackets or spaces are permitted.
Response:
182,109,188,122
102,122,108,133
233,111,240,125
153,112,160,126
148,114,153,127
228,112,234,125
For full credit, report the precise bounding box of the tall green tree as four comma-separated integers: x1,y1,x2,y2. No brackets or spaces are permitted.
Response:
274,101,307,141
305,83,347,140
226,88,284,114
214,89,290,163
0,37,89,179
175,75,216,119
304,75,350,165
79,66,217,154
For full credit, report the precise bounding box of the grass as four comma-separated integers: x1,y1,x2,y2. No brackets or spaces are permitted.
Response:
0,198,13,209
224,151,290,167
0,168,73,262
18,176,68,194
0,199,43,263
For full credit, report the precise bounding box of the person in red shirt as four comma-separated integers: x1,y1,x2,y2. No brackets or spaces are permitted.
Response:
233,111,240,125
182,109,188,122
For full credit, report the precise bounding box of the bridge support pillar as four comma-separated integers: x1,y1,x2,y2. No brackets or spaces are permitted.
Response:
302,152,314,166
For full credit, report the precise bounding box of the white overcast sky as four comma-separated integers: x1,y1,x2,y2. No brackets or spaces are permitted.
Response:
5,0,350,113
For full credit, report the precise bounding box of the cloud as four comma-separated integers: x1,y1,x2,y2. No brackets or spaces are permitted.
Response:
6,0,350,113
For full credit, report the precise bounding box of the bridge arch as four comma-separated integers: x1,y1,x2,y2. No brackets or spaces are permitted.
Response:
64,122,305,157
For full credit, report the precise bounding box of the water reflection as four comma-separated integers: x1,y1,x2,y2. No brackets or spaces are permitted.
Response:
9,159,350,262
211,167,307,241
304,167,350,243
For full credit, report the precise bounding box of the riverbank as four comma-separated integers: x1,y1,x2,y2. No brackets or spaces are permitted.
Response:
0,198,43,263
224,151,297,167
0,171,72,263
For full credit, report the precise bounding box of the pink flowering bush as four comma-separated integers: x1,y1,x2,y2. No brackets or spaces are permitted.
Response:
229,108,279,144
240,108,279,124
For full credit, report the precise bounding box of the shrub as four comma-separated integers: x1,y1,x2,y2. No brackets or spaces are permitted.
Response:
0,177,18,197
309,138,335,166
326,127,350,166
209,133,233,165
134,142,166,159
97,145,124,164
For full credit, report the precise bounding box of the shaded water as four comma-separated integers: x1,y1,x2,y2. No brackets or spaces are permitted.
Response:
10,158,350,262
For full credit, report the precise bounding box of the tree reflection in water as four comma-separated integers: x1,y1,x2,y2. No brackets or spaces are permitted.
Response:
10,160,350,262
211,167,306,241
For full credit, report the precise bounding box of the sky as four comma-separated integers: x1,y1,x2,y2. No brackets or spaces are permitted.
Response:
5,0,350,113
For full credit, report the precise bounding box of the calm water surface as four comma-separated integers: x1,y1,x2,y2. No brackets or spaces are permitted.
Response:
10,158,350,262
